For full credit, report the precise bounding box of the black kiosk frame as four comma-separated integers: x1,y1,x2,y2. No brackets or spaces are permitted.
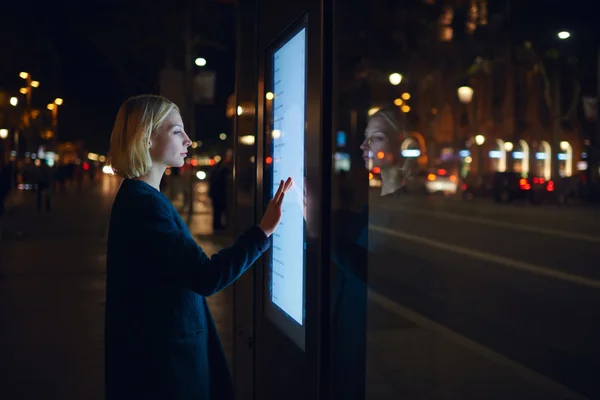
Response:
262,13,309,351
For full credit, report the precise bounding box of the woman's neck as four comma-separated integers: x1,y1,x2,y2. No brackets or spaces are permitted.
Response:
136,165,167,191
380,166,400,196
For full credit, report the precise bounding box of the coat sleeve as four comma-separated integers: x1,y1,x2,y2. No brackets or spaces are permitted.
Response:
137,195,269,296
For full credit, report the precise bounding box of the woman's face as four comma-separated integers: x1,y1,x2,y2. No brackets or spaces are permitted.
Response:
150,110,192,168
360,115,395,170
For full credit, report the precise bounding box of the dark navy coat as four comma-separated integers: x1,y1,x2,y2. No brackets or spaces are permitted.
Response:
105,179,269,400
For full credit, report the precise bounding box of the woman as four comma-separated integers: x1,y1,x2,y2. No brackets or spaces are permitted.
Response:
104,94,292,400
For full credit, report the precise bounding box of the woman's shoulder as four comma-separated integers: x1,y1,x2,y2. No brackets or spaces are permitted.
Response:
113,179,172,216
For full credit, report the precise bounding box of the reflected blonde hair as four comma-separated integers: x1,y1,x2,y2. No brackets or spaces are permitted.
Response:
108,95,179,179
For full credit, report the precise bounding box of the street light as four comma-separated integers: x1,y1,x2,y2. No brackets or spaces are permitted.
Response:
0,129,8,139
389,73,403,86
19,72,29,79
504,142,514,152
46,98,63,141
557,31,571,40
9,97,18,106
219,133,227,141
475,134,486,146
457,86,474,104
195,57,207,67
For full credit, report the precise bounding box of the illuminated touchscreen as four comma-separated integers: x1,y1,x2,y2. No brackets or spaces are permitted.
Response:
269,26,307,325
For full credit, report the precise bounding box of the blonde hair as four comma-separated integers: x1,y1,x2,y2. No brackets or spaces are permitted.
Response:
108,95,179,179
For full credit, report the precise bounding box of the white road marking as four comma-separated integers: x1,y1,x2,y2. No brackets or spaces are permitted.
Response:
368,289,590,400
369,224,600,290
381,204,600,243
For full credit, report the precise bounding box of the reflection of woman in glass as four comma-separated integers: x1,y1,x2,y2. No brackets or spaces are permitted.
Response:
360,109,408,196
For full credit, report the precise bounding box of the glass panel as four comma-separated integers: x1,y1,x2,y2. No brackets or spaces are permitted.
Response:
331,1,599,399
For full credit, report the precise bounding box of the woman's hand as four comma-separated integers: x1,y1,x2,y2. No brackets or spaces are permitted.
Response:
259,177,293,237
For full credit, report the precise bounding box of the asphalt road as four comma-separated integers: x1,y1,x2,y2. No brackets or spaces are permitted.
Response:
367,193,600,398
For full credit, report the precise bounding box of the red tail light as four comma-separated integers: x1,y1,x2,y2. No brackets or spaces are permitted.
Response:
519,178,531,190
547,181,554,192
427,173,436,181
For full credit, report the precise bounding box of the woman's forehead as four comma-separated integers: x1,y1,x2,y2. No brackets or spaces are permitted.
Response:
165,109,183,124
366,116,391,135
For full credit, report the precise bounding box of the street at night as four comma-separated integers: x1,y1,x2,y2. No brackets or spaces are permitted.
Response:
365,193,600,399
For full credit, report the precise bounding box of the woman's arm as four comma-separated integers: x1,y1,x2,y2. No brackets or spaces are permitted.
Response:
137,195,269,296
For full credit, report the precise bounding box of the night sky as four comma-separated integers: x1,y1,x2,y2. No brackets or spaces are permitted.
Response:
0,0,237,153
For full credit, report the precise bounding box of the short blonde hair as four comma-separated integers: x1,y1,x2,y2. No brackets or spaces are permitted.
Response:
108,95,179,179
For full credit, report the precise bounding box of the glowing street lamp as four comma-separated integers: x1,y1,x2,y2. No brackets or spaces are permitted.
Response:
195,57,207,67
557,31,571,40
9,97,18,106
457,86,474,104
388,73,403,86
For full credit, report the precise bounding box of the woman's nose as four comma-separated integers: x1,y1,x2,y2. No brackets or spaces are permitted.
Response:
183,134,192,147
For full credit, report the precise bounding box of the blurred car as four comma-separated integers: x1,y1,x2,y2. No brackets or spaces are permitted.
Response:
403,168,458,195
489,171,555,204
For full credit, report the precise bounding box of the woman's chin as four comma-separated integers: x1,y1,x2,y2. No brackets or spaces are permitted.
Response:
171,159,185,168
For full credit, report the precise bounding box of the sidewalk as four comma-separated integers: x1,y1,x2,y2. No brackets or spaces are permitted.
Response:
0,179,115,400
0,176,234,400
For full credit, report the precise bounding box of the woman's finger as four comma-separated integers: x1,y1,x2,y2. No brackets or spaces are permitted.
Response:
273,180,284,203
284,177,293,193
277,191,286,206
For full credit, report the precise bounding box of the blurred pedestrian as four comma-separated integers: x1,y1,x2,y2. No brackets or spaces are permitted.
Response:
34,160,54,212
0,160,13,240
208,149,232,232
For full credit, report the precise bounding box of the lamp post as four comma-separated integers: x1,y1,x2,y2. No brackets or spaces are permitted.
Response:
46,98,63,144
457,85,474,137
475,134,486,177
19,72,40,152
457,85,474,171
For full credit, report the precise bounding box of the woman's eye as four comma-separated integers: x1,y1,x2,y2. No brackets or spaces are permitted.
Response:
173,131,181,135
